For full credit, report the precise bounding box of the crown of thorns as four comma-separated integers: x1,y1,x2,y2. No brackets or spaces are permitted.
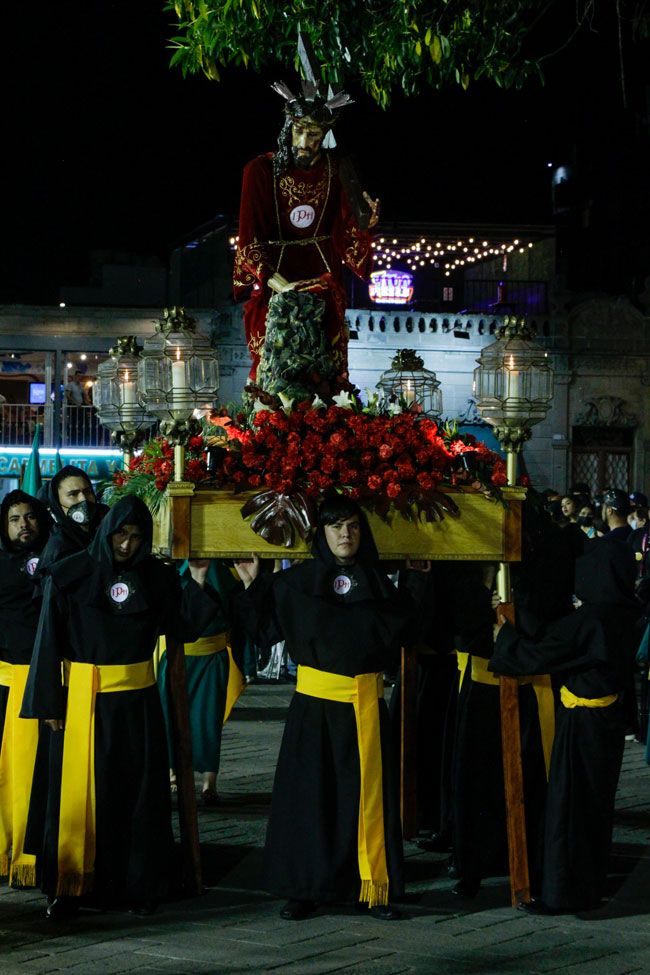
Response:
271,79,353,128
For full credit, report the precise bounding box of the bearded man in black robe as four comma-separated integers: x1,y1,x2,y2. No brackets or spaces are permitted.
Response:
0,490,51,886
21,496,220,919
490,535,640,913
235,496,429,921
37,465,101,575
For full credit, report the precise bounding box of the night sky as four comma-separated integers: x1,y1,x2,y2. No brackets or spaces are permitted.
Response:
4,2,647,305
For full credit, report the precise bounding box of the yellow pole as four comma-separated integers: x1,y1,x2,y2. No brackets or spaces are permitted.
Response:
123,450,131,472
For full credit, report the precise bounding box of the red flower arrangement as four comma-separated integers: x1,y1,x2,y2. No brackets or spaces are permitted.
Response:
212,403,507,524
108,435,210,511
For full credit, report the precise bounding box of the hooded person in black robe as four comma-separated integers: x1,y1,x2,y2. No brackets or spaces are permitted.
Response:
21,495,220,918
490,535,641,913
0,490,52,886
36,465,101,577
234,497,430,921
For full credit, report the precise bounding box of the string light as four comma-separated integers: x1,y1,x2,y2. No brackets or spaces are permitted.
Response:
369,232,538,276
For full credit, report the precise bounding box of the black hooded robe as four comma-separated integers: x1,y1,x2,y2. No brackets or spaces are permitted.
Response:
36,465,102,578
490,536,641,911
0,490,52,883
21,496,220,907
234,521,428,904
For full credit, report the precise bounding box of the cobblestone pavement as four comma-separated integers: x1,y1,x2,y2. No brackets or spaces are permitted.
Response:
2,683,650,974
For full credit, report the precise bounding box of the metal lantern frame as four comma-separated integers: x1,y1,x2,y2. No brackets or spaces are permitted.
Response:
473,315,554,481
376,349,443,418
137,307,220,444
92,336,156,456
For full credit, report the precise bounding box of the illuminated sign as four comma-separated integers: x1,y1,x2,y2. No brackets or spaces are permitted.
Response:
0,447,123,479
368,270,414,305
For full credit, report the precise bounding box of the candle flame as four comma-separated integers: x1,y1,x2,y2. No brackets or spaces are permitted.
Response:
124,371,129,382
176,346,180,360
508,354,515,369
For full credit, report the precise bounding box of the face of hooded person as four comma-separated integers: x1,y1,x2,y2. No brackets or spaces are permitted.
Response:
6,502,39,548
57,475,96,527
111,523,145,565
323,515,361,564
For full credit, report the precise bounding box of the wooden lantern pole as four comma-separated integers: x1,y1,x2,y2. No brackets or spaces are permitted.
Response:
498,444,530,907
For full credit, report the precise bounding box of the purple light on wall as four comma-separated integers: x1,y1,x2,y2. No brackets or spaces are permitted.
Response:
368,270,414,305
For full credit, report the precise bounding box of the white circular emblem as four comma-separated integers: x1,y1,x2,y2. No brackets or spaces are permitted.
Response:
26,557,39,576
70,509,86,523
333,574,352,596
289,204,315,229
110,582,130,604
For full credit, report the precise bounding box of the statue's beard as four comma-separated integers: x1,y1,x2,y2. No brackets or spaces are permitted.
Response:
291,146,320,169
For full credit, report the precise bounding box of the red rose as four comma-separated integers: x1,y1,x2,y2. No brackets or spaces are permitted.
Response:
248,474,262,487
189,436,204,451
386,483,402,499
379,443,393,461
253,410,271,426
367,475,383,491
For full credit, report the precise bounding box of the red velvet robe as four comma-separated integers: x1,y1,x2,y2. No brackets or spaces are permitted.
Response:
233,151,373,381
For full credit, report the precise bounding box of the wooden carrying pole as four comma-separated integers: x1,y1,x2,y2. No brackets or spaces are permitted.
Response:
498,449,531,908
400,644,419,838
165,633,202,896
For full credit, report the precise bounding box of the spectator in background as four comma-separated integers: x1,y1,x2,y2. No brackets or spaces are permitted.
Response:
601,489,633,542
64,372,85,407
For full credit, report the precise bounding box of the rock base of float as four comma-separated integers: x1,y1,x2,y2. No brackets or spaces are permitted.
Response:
152,485,525,562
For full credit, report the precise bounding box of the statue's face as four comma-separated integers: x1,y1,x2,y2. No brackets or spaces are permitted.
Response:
291,117,325,169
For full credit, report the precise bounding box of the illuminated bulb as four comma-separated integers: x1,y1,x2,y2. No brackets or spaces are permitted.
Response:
528,242,533,248
59,302,66,308
514,239,519,245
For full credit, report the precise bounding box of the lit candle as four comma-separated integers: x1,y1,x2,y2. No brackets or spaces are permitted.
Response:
122,370,135,405
507,354,521,399
403,379,415,406
171,346,187,396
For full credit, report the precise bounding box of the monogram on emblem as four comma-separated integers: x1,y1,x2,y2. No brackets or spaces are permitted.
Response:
333,574,352,596
110,582,130,603
290,204,315,229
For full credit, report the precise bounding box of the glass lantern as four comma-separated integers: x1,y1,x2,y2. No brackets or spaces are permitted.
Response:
474,315,554,480
137,307,220,441
376,349,443,417
92,337,156,450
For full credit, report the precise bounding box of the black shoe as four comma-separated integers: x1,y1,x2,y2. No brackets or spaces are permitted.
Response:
279,899,317,920
451,878,481,898
46,896,79,921
128,901,157,916
368,903,401,920
517,898,559,916
416,832,453,853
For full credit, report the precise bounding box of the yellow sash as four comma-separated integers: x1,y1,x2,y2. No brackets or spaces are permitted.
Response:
296,665,388,907
57,658,155,897
560,686,618,709
158,633,246,725
456,651,469,692
0,665,39,886
0,661,12,687
470,656,556,780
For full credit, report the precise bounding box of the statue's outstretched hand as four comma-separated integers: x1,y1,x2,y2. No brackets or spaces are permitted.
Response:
364,191,381,229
